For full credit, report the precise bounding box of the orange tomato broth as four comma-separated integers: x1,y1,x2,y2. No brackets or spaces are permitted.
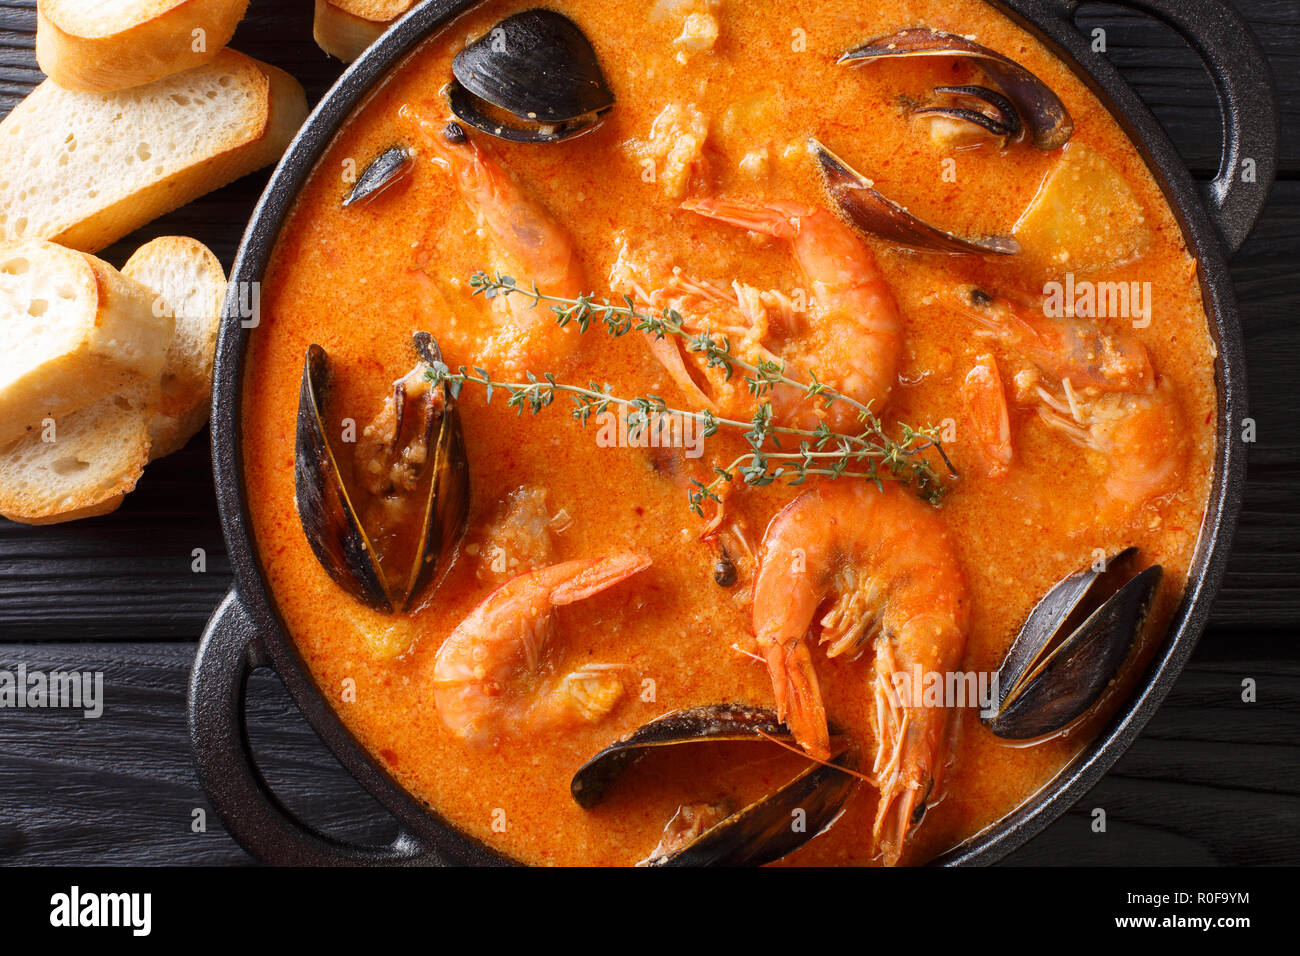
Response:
243,0,1218,865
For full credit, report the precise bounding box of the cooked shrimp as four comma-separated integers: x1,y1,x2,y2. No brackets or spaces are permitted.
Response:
956,286,1185,518
751,481,969,864
678,195,904,432
432,552,652,745
608,240,788,418
404,108,585,372
959,286,1154,394
1037,377,1189,522
961,353,1013,478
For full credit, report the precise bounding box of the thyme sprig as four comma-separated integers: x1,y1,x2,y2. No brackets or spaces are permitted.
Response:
469,271,864,415
443,271,955,512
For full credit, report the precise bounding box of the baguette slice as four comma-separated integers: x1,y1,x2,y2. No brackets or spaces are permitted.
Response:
314,0,417,62
37,0,250,93
0,240,173,448
123,236,226,459
0,382,155,525
0,49,309,253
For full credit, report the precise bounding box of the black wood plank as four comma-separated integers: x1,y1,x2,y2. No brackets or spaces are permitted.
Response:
1218,179,1300,626
0,644,397,865
0,439,231,641
0,641,1293,865
1075,1,1300,175
1009,646,1300,865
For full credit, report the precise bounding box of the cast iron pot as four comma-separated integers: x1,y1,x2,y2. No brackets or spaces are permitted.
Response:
190,0,1278,865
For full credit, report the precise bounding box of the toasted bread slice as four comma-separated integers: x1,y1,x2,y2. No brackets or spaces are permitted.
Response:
0,240,173,448
123,236,226,459
37,0,250,93
0,382,156,525
314,0,416,62
0,49,309,254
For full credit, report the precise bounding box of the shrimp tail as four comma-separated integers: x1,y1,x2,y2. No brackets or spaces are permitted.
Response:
769,639,832,759
761,635,832,762
682,196,801,241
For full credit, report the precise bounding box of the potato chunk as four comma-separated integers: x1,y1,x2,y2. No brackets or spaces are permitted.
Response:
1013,142,1151,273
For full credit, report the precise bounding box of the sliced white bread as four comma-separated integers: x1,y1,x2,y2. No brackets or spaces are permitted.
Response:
123,236,226,459
36,0,250,93
0,240,173,448
0,382,155,525
0,49,309,253
313,0,416,62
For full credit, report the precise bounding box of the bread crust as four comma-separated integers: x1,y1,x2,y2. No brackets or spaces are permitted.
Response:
0,385,155,525
37,0,250,93
0,50,309,254
52,55,308,253
0,241,173,448
123,236,226,459
313,0,416,62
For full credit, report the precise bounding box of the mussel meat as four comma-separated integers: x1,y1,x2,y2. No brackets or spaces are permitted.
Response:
343,146,414,207
813,139,1020,255
984,548,1163,739
572,704,857,866
448,9,615,143
295,332,469,613
840,28,1073,150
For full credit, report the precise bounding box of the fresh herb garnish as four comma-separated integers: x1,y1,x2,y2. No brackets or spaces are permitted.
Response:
427,271,955,514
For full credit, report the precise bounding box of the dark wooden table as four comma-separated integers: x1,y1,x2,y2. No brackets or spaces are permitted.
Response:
1,0,1297,866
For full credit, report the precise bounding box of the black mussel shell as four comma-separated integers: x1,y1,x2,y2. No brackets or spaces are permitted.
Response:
294,333,469,614
986,550,1162,739
343,146,413,207
572,704,791,809
400,333,471,607
449,9,615,143
295,344,389,610
813,139,1020,255
841,28,1073,150
996,547,1140,695
915,84,1023,142
572,704,856,867
645,754,855,867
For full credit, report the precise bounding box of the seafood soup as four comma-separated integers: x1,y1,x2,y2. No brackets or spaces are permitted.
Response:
243,0,1219,865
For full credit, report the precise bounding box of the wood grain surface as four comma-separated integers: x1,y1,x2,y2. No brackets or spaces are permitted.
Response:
0,0,1297,866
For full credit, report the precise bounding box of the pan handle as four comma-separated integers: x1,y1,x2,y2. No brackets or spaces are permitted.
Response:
1037,0,1277,254
189,590,439,865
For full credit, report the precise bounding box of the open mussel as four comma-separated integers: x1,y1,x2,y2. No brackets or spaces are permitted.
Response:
984,548,1163,739
841,28,1073,150
448,9,615,143
295,332,469,614
813,138,1020,255
572,704,856,866
343,146,413,207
